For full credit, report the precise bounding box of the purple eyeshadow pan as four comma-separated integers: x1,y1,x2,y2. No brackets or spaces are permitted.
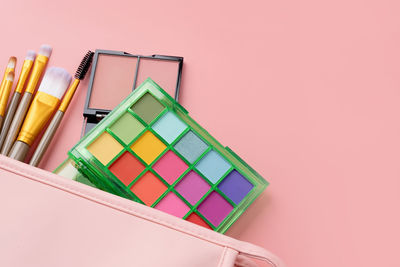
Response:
218,170,254,204
175,171,211,205
197,191,233,227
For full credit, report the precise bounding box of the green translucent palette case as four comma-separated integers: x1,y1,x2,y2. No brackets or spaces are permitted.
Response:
68,78,268,233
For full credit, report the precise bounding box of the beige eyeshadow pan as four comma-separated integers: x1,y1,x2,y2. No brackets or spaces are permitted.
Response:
89,54,137,110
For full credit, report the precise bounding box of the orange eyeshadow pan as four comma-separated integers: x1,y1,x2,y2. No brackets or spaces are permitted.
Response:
130,172,167,206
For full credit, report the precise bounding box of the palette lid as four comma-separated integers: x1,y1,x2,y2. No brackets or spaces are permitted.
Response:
83,50,183,134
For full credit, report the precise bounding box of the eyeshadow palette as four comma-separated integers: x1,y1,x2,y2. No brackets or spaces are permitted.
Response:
68,78,268,233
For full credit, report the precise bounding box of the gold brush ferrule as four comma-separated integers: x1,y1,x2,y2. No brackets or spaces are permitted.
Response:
59,79,79,113
0,78,14,116
24,54,49,94
15,59,34,94
17,91,60,146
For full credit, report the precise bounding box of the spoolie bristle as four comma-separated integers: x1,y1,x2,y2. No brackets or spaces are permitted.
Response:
75,51,94,80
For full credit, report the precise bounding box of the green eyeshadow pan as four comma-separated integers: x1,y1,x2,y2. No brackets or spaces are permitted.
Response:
68,78,268,233
110,112,145,144
131,92,164,124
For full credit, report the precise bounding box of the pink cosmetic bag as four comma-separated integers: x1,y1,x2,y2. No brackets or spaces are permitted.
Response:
0,155,284,267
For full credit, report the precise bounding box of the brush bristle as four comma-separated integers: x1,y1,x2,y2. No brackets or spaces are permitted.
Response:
6,72,14,82
8,57,16,68
38,67,71,99
38,44,52,58
75,51,94,80
25,50,36,61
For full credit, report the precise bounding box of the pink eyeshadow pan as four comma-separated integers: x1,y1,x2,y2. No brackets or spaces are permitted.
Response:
136,58,180,98
89,54,137,110
153,150,187,184
175,171,210,205
155,192,190,218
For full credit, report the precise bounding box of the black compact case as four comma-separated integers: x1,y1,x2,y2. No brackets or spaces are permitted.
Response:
83,50,183,134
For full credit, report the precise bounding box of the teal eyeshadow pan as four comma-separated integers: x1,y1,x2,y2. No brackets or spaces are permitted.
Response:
174,130,208,163
152,111,187,144
195,150,232,184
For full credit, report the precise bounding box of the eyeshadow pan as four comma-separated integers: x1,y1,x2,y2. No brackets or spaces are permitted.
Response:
196,150,231,184
86,132,123,165
186,213,212,229
153,151,188,184
218,170,254,204
131,93,164,124
135,58,180,98
109,152,145,186
88,54,137,110
197,191,233,227
155,192,190,218
175,171,210,205
130,172,167,206
131,131,166,164
110,112,145,144
174,131,208,163
152,111,187,144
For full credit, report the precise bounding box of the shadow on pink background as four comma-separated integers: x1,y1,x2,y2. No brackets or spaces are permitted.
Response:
1,1,400,266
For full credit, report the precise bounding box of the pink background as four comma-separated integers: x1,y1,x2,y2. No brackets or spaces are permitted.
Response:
1,0,399,266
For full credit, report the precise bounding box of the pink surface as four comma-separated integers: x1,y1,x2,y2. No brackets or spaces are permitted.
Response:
153,150,188,184
1,1,399,266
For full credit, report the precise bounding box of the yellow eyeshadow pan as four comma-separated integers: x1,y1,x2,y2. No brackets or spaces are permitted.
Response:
86,131,123,165
130,131,166,164
69,78,268,233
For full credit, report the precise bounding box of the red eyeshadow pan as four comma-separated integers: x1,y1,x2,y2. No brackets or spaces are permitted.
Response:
109,151,145,186
186,213,212,229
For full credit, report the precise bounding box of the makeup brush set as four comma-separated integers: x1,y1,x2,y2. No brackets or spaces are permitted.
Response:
0,45,94,165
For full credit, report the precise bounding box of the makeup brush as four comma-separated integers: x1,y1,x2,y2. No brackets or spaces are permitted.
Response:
0,51,36,149
0,57,16,89
0,72,15,130
1,45,52,155
0,57,16,104
9,67,71,162
29,51,94,166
